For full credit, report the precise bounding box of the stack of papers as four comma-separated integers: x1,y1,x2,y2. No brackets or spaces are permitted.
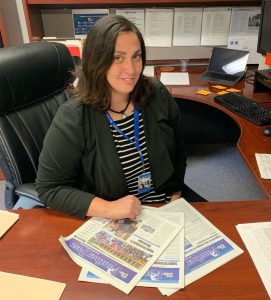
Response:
60,199,243,295
0,210,19,238
237,222,271,298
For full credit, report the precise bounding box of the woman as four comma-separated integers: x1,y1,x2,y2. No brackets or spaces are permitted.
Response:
36,15,194,219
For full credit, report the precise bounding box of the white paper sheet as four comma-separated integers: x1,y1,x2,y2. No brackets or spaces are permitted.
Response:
173,8,203,46
200,7,232,46
255,153,271,179
236,222,271,299
116,9,145,36
160,72,189,85
229,7,261,36
144,9,174,47
227,7,261,64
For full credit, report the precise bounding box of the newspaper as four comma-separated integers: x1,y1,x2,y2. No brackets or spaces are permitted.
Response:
59,209,183,294
79,210,184,289
158,198,243,296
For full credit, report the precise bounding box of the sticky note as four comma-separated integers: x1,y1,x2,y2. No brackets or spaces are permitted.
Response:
212,85,227,90
196,90,212,95
217,91,229,95
226,88,241,92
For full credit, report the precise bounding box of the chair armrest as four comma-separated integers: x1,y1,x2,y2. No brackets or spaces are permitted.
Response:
13,183,44,209
15,183,39,201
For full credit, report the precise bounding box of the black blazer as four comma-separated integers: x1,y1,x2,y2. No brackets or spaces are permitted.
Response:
36,80,187,218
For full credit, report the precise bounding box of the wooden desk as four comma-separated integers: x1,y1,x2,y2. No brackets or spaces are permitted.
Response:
156,64,271,199
0,12,8,47
0,202,270,299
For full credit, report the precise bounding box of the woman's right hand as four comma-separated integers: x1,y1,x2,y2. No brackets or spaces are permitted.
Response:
87,195,141,220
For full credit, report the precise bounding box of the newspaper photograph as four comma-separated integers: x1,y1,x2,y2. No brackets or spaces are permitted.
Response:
59,209,183,294
158,198,243,296
79,211,184,289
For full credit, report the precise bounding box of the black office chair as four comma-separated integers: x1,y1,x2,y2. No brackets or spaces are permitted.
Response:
0,42,75,209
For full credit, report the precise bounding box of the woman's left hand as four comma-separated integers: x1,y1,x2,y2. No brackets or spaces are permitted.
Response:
170,191,182,201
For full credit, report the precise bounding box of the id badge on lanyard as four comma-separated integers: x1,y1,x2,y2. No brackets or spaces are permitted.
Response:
106,106,152,196
138,171,151,195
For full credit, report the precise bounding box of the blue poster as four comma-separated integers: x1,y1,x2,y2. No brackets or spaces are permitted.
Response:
72,9,109,37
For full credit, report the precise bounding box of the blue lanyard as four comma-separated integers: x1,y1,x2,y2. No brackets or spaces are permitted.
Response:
105,106,145,167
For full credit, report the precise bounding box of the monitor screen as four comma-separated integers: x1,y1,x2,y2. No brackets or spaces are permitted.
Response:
257,0,271,54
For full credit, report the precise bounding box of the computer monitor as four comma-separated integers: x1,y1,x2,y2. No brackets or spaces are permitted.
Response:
257,0,271,54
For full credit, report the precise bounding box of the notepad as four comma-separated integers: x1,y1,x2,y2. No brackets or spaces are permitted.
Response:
160,72,190,85
0,272,66,300
255,153,271,179
0,210,19,238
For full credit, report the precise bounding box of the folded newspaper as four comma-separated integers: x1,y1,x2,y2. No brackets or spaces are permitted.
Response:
78,209,185,290
59,209,184,294
60,198,243,296
158,199,243,296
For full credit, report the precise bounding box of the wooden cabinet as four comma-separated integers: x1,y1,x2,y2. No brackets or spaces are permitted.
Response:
0,13,8,47
0,169,5,180
23,0,261,42
25,0,261,3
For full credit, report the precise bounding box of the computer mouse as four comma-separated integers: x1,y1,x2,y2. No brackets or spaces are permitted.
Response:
263,127,271,137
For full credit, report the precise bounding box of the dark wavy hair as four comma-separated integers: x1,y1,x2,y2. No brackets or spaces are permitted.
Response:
72,14,154,110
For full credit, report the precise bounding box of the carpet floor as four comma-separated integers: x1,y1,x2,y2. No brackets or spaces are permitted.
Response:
184,143,266,201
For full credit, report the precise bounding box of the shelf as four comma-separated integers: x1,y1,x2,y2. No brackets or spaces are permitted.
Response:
23,0,261,42
26,0,261,5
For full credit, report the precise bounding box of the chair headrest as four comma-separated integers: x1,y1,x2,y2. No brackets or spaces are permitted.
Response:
0,42,75,114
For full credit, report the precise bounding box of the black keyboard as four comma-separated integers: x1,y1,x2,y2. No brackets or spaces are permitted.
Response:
214,92,271,125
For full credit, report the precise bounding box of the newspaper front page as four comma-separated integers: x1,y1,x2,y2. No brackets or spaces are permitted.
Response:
158,198,243,296
59,209,183,294
79,210,185,289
